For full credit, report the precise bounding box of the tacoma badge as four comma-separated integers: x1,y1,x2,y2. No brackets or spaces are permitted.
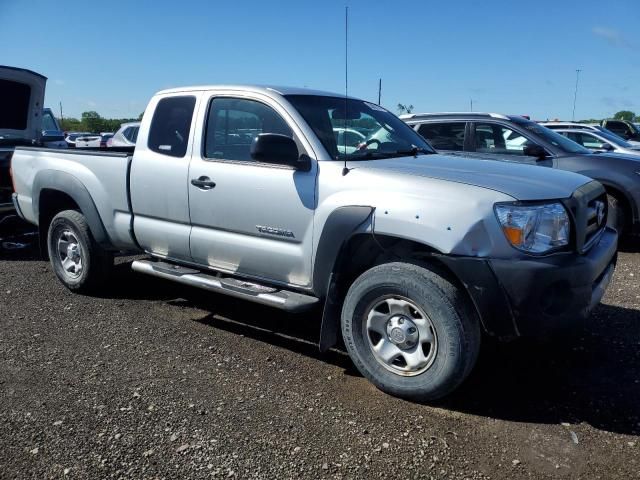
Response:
256,225,295,238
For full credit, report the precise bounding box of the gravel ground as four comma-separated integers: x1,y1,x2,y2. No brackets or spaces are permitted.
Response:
0,230,639,479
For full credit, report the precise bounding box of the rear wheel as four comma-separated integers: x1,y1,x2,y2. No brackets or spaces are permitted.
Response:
47,210,112,293
341,262,481,401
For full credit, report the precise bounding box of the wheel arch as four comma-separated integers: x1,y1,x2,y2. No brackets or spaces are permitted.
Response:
598,180,635,231
317,226,506,351
34,170,111,257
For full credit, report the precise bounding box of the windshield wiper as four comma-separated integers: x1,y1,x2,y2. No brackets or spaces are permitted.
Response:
393,146,432,157
343,146,431,161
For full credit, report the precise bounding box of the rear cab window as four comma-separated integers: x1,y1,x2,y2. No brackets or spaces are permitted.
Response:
148,96,196,157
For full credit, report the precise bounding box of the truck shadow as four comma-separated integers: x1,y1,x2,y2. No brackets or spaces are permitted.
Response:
444,302,640,436
94,260,640,436
172,289,640,436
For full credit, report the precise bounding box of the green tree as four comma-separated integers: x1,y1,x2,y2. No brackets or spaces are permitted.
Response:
613,110,636,121
397,103,414,115
81,111,104,132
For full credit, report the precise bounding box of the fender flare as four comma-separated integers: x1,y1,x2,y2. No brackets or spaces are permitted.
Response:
596,179,639,224
314,206,374,351
33,169,111,247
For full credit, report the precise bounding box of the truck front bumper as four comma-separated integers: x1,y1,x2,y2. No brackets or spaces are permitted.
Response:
440,227,618,338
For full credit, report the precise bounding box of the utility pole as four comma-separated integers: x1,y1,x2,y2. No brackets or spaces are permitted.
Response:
59,101,64,123
377,78,382,105
572,69,581,121
470,98,473,112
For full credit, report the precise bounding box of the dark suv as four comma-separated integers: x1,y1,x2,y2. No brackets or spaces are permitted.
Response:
601,119,640,142
403,112,640,236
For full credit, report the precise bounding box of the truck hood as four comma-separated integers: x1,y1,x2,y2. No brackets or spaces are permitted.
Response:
0,66,47,145
354,153,591,201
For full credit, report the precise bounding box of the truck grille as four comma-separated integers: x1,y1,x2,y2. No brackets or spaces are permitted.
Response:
564,182,608,254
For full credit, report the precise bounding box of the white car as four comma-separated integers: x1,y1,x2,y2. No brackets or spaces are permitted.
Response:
107,122,140,148
556,128,640,156
539,121,640,147
333,127,366,154
74,134,102,148
65,132,92,148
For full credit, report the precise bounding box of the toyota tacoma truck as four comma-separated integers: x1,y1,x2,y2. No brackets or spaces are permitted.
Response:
10,85,617,401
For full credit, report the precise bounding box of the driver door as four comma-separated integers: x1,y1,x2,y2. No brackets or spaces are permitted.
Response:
188,94,318,288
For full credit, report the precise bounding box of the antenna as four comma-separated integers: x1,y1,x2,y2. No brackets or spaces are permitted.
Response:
342,6,350,176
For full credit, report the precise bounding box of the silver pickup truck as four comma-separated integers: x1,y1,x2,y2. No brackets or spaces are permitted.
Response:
11,85,617,400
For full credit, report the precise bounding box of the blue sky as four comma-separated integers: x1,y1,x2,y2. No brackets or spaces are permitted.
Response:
2,0,639,120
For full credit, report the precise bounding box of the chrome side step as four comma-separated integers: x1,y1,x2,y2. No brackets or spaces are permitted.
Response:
131,260,319,313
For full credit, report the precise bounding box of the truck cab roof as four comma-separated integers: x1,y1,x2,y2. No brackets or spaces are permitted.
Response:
156,84,357,100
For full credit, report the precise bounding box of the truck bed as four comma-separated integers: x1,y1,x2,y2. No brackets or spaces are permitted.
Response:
11,147,139,250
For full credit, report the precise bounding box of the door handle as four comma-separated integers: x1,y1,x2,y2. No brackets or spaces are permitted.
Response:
191,176,216,190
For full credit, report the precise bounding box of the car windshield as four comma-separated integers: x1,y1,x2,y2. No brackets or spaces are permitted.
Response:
593,130,633,148
285,95,434,160
513,118,591,154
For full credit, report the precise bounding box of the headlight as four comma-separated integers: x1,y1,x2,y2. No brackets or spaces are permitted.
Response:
495,202,570,253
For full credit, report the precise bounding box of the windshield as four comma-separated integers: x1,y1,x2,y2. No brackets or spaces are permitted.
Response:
513,118,591,154
286,95,434,160
593,130,633,148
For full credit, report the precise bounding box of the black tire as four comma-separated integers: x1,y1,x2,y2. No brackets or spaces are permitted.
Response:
341,262,481,401
47,210,112,293
607,193,626,235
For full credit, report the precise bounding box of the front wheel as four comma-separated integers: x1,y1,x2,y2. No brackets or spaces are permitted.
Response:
47,210,112,293
341,262,481,401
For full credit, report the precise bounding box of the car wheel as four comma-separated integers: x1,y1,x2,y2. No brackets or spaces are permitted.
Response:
341,262,481,401
47,210,112,293
607,194,626,235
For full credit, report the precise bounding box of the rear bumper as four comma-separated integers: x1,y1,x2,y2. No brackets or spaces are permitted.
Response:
440,228,618,338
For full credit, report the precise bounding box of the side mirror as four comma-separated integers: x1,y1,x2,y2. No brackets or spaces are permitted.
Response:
250,133,309,170
598,143,613,151
523,144,547,159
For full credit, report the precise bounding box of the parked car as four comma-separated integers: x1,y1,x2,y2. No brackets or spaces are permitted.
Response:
64,132,92,148
74,134,102,148
600,119,640,142
0,65,47,215
100,133,114,148
41,108,67,149
404,112,640,235
540,121,640,147
333,127,367,154
107,122,140,147
556,128,640,156
11,85,616,401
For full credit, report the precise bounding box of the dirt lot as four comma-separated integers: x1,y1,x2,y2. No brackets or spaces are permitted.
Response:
0,230,639,479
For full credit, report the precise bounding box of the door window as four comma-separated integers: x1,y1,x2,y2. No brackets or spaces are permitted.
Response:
474,123,533,155
417,122,465,151
123,126,139,143
204,98,293,161
566,132,607,149
148,96,196,157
